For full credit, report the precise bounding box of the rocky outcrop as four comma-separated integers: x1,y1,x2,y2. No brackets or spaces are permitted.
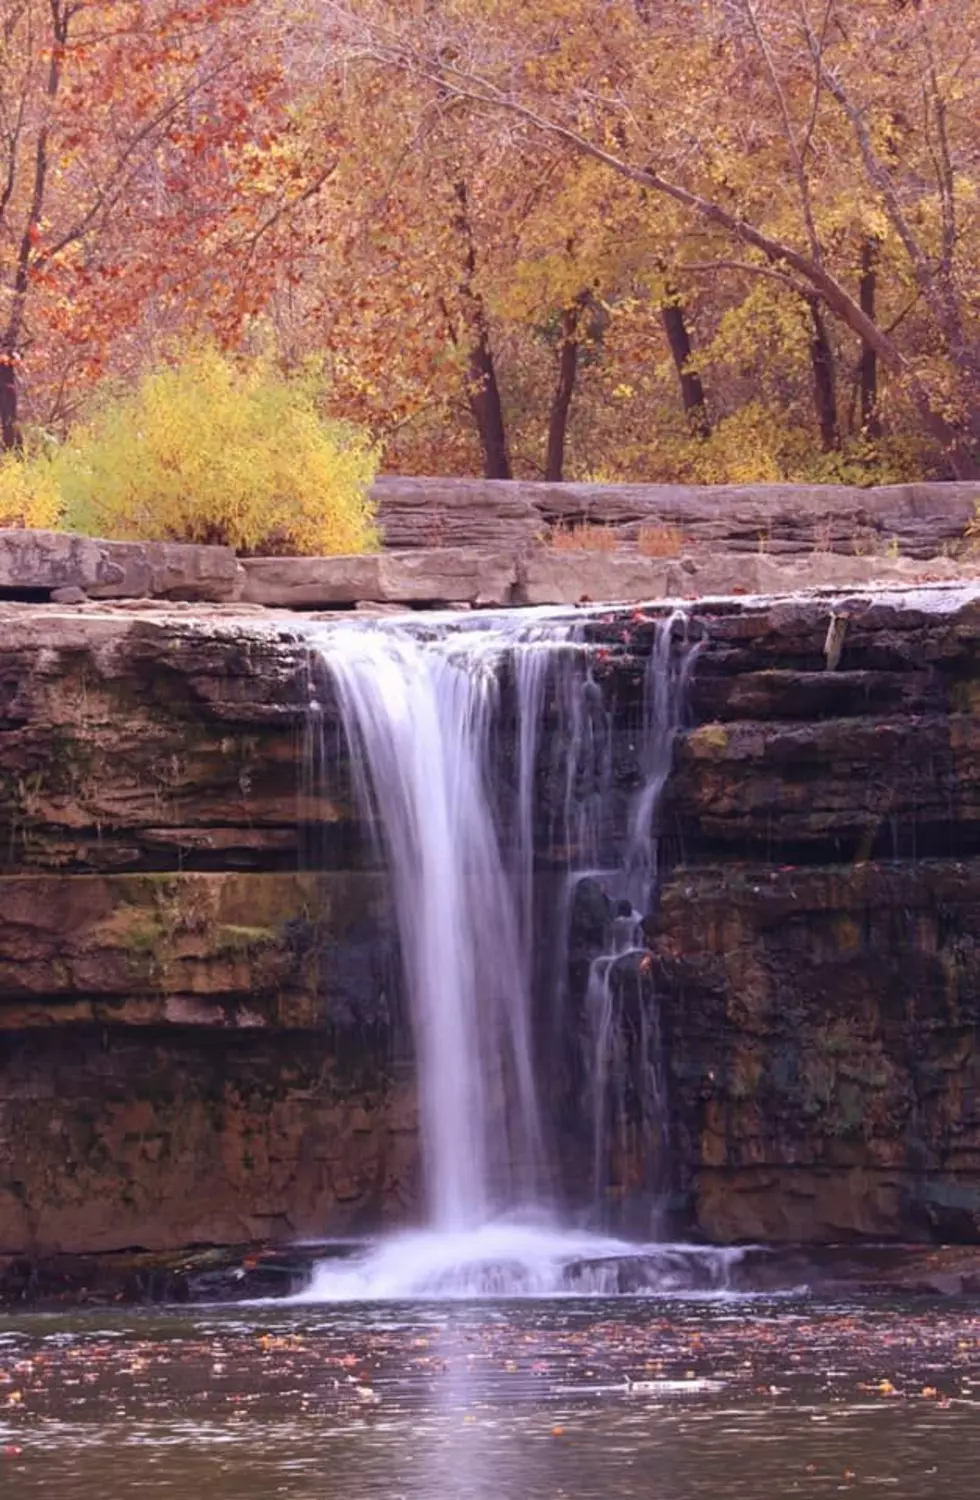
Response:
238,544,969,611
371,475,542,550
518,545,966,607
240,547,518,608
4,475,978,613
0,528,243,602
2,584,980,1260
657,860,980,1244
650,586,980,1243
0,606,418,1254
374,476,980,557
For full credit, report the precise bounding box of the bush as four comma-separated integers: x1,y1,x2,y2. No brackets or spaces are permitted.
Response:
0,452,64,530
57,348,379,554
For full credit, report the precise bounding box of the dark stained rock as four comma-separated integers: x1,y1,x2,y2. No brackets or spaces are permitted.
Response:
0,1028,418,1256
654,859,980,1243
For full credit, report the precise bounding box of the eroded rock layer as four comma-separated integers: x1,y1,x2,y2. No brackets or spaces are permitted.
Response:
1,586,979,1255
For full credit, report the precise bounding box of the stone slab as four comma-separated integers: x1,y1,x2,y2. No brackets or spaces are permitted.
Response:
373,477,980,557
0,528,243,601
372,475,542,550
518,550,673,605
516,545,970,606
240,547,518,608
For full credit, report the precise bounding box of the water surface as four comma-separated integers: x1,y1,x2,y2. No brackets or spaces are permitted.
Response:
2,1293,978,1497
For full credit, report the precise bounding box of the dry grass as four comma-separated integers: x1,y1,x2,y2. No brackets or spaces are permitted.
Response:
636,522,685,558
548,521,619,553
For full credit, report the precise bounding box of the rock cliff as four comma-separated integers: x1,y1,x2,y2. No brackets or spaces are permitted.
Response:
1,584,979,1257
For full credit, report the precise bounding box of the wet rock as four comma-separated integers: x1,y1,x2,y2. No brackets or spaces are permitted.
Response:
3,583,980,1260
568,877,612,950
655,859,980,1243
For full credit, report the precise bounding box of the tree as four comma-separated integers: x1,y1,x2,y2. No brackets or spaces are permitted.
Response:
0,0,283,449
320,0,980,476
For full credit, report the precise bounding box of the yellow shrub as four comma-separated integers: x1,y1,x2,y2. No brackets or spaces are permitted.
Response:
58,348,379,555
0,454,64,530
634,402,927,488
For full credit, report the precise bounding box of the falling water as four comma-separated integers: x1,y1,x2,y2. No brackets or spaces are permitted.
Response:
309,621,545,1229
300,607,722,1298
584,611,701,1226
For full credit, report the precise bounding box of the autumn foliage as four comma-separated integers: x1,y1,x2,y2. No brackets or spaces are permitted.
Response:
61,348,378,553
1,0,979,503
0,452,62,530
8,349,378,553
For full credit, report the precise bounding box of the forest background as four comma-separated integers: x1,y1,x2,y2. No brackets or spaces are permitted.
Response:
1,0,978,529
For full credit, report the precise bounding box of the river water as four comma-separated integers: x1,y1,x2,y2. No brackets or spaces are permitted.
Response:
2,1293,978,1498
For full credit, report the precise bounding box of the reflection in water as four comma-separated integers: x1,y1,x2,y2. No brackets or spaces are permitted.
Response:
1,1295,979,1498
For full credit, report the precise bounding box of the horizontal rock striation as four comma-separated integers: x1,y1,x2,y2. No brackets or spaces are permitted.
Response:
2,583,980,1260
373,476,980,558
653,587,980,1243
657,860,980,1244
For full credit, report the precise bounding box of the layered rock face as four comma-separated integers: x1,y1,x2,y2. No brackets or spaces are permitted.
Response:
373,475,980,557
657,589,980,1243
0,608,418,1254
1,585,980,1255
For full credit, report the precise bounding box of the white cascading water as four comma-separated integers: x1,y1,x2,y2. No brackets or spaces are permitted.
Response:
314,624,543,1228
585,611,701,1224
298,608,738,1299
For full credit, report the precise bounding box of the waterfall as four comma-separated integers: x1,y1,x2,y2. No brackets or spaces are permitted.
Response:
583,611,701,1228
314,623,544,1229
300,607,720,1298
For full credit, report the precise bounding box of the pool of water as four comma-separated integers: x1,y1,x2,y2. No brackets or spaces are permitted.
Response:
1,1294,978,1497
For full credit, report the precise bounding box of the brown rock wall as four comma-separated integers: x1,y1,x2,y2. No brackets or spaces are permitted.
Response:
656,861,980,1242
3,584,980,1257
0,1029,418,1255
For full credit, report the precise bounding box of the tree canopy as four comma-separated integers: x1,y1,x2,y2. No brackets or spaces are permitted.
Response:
2,0,978,483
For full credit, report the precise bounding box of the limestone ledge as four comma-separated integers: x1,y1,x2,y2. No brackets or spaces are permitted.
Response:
5,475,980,613
373,476,980,558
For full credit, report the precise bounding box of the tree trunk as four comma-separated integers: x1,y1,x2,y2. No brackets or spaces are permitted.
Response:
859,240,881,439
452,180,512,480
466,338,511,479
0,357,20,452
808,300,840,451
545,301,582,481
660,292,710,437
